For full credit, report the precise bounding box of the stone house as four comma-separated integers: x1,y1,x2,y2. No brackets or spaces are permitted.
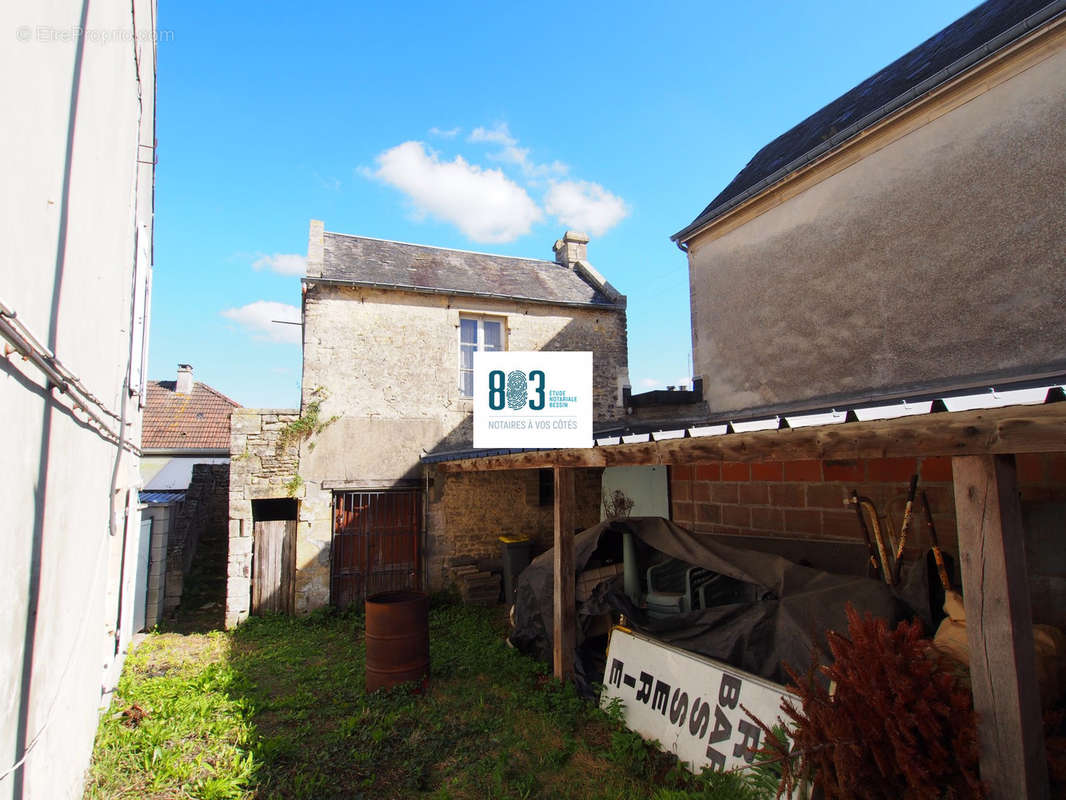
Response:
226,224,629,624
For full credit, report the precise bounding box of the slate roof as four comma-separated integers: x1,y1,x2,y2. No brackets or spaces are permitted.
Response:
674,0,1063,241
143,381,240,451
316,231,620,307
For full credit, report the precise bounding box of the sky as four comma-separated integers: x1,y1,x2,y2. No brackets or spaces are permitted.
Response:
150,0,980,409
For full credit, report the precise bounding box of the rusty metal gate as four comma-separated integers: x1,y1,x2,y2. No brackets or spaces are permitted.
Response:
331,490,421,607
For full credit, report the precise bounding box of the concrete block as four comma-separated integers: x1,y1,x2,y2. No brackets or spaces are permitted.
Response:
227,577,250,605
229,535,252,554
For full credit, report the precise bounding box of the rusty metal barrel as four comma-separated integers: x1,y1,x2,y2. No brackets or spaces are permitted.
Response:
365,590,430,693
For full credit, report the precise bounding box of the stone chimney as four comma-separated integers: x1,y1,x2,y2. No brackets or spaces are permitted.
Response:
306,219,324,278
552,230,626,307
176,364,193,395
553,230,589,268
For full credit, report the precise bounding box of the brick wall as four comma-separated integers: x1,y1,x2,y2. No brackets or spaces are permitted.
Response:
670,454,1066,561
425,467,603,589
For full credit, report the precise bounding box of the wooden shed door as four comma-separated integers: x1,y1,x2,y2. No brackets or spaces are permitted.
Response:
252,519,296,615
332,490,421,607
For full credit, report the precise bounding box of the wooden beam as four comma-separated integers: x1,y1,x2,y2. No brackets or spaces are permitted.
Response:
953,455,1048,800
436,403,1066,473
552,466,575,680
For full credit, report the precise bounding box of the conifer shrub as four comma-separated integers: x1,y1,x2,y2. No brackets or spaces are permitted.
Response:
753,605,983,799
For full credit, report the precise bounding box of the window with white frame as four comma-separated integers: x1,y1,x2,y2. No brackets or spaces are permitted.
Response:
459,315,504,397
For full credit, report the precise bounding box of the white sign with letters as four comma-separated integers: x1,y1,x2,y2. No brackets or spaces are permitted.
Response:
601,627,799,775
473,351,592,449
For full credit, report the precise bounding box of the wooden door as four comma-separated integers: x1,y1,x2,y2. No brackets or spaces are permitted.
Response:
331,490,421,607
252,519,296,615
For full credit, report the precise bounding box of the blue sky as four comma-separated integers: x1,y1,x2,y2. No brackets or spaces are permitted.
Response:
151,0,978,409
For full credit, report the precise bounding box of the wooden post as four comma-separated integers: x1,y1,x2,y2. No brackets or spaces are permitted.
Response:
952,455,1048,800
553,466,575,680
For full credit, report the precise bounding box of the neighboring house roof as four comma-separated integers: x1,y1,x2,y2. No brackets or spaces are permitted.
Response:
315,231,621,308
674,0,1064,241
143,381,240,451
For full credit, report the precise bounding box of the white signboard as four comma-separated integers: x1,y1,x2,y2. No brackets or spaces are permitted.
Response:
473,351,592,449
601,627,799,774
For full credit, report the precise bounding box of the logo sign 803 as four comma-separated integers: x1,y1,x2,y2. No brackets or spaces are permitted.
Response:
473,351,592,448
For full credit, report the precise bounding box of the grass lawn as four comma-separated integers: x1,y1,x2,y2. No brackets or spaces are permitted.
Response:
83,599,777,799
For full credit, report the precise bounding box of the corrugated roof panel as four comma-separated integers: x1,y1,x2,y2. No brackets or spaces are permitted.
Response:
651,429,686,441
139,490,186,504
688,424,729,437
785,410,848,428
731,418,779,433
853,401,934,422
940,386,1052,412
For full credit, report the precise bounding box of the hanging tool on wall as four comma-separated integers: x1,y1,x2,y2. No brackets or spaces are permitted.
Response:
922,489,953,592
892,474,920,584
849,490,882,580
848,492,894,585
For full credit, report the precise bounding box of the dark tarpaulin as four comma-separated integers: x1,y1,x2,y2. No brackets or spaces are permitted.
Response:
510,517,928,692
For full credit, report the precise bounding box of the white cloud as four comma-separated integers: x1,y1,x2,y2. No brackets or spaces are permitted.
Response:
252,253,306,276
468,123,516,146
429,126,461,138
365,141,542,243
640,377,659,388
544,180,628,236
221,301,301,343
469,123,568,179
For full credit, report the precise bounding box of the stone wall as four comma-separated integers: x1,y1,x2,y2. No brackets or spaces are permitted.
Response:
424,467,603,590
163,463,229,614
226,408,302,627
301,284,628,435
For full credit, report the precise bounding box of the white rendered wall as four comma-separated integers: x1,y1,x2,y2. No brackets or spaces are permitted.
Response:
0,1,156,797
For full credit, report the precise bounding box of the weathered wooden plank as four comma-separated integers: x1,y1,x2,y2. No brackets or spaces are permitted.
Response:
282,519,296,616
553,466,576,680
436,403,1066,472
253,520,295,615
953,455,1048,800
